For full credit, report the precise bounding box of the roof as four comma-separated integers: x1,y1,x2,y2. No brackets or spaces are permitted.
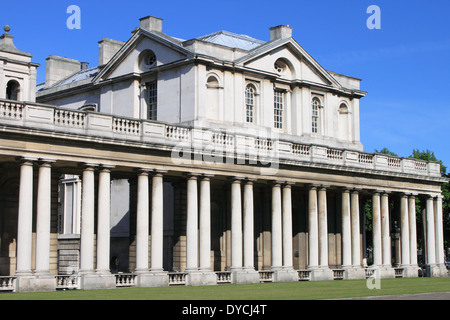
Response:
195,31,266,51
37,66,100,92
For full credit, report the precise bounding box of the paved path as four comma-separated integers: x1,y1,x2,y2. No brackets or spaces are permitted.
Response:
339,292,450,300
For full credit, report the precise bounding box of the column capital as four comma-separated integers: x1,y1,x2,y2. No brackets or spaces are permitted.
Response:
135,168,151,175
185,172,201,180
37,157,56,164
99,164,115,172
244,177,257,184
200,173,214,180
229,176,245,184
16,156,38,165
79,162,98,170
307,183,321,190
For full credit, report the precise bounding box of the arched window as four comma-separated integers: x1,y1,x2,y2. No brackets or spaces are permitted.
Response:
245,84,256,123
206,75,220,120
312,97,321,134
338,103,349,140
6,80,20,101
274,89,284,129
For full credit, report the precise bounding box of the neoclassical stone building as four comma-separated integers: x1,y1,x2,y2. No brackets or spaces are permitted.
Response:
0,16,447,292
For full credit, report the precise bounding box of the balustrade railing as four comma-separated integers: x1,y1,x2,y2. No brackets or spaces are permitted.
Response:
258,271,274,282
56,275,80,290
216,272,232,284
394,268,404,278
0,276,16,291
297,270,311,281
166,125,190,141
115,273,137,287
0,100,23,120
168,272,187,286
0,99,441,178
113,118,140,135
332,269,344,280
54,109,85,128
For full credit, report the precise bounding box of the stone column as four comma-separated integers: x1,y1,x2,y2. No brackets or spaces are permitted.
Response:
308,186,319,269
341,189,352,268
135,170,150,274
282,183,293,269
243,180,254,270
400,194,410,266
346,189,365,280
434,195,446,276
380,192,391,267
372,192,382,267
199,175,211,272
35,161,53,277
317,187,328,268
315,186,333,281
80,165,96,274
150,171,165,273
408,195,418,267
138,170,170,287
185,174,199,272
350,190,361,267
231,178,243,271
425,196,436,266
234,178,259,284
15,159,35,276
96,166,112,275
271,182,283,270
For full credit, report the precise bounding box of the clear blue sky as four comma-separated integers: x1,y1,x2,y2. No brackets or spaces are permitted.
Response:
2,0,449,168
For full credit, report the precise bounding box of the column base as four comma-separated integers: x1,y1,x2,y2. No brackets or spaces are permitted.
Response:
308,267,334,281
79,273,116,290
343,267,366,280
424,264,447,277
367,265,396,279
137,271,169,287
15,274,56,292
232,268,260,284
186,270,217,286
272,268,298,282
401,265,420,278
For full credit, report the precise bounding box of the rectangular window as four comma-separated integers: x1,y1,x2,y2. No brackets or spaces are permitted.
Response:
245,86,255,123
147,81,157,120
58,175,81,235
274,90,283,129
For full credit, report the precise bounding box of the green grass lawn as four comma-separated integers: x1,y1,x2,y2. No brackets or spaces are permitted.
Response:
0,277,449,300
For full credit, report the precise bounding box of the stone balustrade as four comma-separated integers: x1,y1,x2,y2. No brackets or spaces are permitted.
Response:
56,275,80,290
0,276,16,291
0,99,441,178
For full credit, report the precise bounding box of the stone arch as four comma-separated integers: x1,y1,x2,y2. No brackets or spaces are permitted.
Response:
6,80,20,101
338,102,350,141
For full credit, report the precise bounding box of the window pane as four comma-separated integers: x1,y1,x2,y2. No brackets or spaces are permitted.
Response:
274,90,283,129
148,82,157,120
245,85,255,123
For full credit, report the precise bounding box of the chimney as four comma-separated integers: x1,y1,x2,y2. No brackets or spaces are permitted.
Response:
139,16,163,33
98,38,125,66
269,25,293,41
45,55,80,88
80,62,89,70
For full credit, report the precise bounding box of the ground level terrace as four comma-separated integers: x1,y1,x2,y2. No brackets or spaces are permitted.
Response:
0,99,447,292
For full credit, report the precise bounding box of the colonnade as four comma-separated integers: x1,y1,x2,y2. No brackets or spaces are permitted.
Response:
11,158,448,291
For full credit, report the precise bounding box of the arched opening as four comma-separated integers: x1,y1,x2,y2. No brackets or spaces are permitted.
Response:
312,97,321,134
338,103,349,140
6,80,20,101
245,84,256,123
206,75,220,120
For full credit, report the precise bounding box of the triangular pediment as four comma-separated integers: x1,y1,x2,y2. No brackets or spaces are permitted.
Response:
93,29,194,82
236,38,342,89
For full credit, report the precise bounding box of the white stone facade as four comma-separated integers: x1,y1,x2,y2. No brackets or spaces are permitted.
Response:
0,17,447,293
